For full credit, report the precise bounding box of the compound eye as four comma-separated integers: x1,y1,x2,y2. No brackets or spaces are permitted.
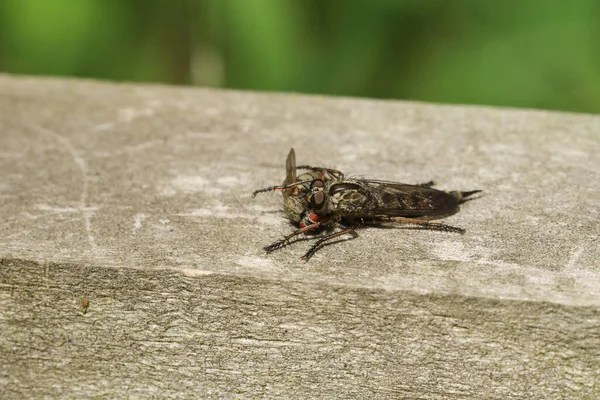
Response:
310,191,325,209
310,179,324,189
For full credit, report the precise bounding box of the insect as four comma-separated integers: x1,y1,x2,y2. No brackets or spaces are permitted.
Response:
252,148,481,260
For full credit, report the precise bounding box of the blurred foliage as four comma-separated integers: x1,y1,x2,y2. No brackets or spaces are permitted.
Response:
1,0,599,113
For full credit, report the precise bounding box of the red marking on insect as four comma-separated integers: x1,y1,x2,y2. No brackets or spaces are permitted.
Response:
300,212,320,228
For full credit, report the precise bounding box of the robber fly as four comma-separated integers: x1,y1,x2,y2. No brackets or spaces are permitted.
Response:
252,148,481,260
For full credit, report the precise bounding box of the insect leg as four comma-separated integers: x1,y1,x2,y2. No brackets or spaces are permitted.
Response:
252,179,313,198
295,165,345,179
416,180,435,188
381,216,465,234
264,222,322,253
301,228,358,261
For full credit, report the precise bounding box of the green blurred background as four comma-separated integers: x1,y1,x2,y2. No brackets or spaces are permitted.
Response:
1,0,599,113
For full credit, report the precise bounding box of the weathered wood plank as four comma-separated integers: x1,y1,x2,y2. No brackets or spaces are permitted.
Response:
2,259,599,398
0,74,599,398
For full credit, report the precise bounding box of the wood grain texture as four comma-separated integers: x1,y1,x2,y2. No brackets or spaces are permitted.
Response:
2,259,599,399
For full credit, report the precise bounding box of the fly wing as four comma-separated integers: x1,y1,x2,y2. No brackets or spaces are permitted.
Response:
284,148,297,185
282,148,305,223
328,179,461,219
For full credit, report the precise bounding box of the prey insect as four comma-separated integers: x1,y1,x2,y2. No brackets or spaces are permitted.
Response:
252,148,481,260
